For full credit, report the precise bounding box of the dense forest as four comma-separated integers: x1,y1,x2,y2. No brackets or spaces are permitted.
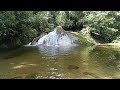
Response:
0,11,120,48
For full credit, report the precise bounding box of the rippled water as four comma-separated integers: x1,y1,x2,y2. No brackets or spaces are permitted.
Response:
0,45,120,79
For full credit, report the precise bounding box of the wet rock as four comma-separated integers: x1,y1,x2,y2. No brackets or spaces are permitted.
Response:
31,33,47,45
67,65,79,70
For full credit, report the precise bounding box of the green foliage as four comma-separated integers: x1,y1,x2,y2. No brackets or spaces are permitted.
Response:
0,11,35,48
83,11,120,43
112,36,120,43
55,11,66,27
78,27,97,46
63,11,84,31
28,11,50,34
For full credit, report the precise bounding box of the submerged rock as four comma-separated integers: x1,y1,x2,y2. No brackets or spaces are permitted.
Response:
67,65,79,70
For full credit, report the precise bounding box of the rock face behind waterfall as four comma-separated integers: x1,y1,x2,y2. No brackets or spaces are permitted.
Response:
29,26,78,46
31,33,47,45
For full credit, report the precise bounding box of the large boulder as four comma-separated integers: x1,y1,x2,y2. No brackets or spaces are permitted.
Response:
29,26,78,46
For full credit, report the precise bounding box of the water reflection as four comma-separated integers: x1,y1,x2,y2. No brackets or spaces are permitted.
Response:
37,45,75,56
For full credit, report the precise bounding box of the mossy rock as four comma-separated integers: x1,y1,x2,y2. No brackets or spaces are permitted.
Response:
78,27,97,46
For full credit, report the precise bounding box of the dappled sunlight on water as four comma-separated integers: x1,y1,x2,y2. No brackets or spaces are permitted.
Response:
0,45,120,79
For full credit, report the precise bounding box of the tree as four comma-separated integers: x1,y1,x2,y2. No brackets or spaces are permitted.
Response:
83,11,120,43
0,11,37,48
63,11,84,31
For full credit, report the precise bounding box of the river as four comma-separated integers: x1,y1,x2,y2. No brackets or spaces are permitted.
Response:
0,45,120,79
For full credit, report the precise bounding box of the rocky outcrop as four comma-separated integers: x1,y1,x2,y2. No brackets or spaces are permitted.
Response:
31,33,47,45
28,26,78,46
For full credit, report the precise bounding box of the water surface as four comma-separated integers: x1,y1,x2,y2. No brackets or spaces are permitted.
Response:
0,45,120,79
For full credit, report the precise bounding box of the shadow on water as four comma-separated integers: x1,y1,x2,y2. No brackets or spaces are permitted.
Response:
0,46,38,60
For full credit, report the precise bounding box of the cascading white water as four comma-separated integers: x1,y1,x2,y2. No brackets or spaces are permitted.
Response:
37,28,73,46
37,28,58,46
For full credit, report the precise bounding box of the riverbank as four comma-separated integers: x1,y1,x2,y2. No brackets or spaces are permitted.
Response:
97,43,120,46
96,43,120,49
70,30,120,47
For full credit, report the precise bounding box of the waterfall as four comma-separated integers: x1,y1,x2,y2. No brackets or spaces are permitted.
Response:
27,26,77,46
38,28,59,46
